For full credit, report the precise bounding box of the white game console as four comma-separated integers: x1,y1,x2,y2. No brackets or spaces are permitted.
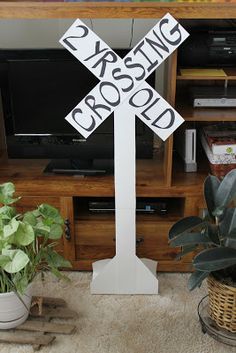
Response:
175,128,197,172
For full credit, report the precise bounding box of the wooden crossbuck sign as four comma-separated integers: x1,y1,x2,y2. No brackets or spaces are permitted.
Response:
60,14,189,294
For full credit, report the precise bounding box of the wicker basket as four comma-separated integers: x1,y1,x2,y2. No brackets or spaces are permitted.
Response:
207,275,236,333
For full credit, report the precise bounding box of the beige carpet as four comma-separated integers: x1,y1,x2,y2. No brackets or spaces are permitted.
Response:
0,272,235,353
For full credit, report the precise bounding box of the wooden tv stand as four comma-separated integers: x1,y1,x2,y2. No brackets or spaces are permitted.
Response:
0,157,206,272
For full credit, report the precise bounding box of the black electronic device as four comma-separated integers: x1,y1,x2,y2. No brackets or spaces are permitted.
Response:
89,200,167,215
43,158,114,176
0,48,155,175
178,30,236,67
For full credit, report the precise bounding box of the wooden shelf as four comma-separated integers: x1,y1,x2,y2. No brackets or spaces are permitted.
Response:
0,2,236,19
177,68,236,81
76,212,182,223
172,154,210,189
176,102,236,122
0,158,169,196
0,157,205,198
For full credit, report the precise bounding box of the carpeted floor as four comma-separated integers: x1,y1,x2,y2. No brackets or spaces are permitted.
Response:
0,272,235,353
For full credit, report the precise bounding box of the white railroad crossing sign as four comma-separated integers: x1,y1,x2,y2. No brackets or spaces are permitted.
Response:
60,14,189,294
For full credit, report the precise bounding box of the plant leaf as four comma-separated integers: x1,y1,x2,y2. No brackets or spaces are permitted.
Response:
14,222,35,246
207,224,220,245
45,249,71,268
214,169,236,215
219,208,234,238
226,208,236,239
170,231,212,247
219,207,236,247
0,182,14,197
32,209,40,217
175,244,196,260
38,204,62,222
23,211,37,226
0,182,19,205
193,247,236,272
204,175,220,219
35,221,50,236
188,270,210,291
3,218,19,238
12,272,29,294
0,205,16,219
48,224,63,239
168,216,204,241
49,266,70,282
225,238,236,249
0,254,11,267
2,249,29,273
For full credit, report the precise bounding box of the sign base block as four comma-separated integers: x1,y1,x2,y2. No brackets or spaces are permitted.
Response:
90,256,158,294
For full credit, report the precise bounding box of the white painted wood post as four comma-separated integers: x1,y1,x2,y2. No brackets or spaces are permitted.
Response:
60,14,189,294
90,101,158,294
115,103,136,259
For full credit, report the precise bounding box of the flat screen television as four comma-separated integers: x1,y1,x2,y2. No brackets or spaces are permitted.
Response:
0,49,155,175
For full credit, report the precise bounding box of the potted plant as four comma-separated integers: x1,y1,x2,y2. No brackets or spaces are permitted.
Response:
0,181,71,329
168,168,236,333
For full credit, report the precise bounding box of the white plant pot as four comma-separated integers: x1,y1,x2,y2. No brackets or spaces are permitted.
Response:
0,285,32,329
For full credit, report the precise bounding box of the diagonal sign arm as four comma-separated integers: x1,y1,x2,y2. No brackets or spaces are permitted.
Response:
60,14,189,141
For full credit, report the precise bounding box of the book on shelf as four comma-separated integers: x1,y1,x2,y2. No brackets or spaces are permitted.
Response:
180,68,227,77
202,123,236,155
200,131,236,166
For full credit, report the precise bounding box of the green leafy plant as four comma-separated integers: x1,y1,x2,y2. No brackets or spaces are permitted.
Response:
0,182,71,294
168,169,236,291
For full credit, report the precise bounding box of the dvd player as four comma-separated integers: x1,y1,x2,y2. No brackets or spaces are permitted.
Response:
89,200,167,214
190,87,236,108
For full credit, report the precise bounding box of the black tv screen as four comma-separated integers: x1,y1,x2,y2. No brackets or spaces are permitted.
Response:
9,58,99,136
0,49,154,168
